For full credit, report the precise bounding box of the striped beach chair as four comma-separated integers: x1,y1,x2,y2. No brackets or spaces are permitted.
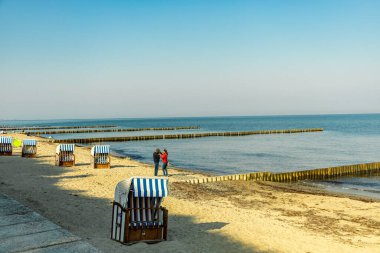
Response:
0,136,12,156
111,177,169,244
55,144,75,167
22,139,37,158
91,145,111,169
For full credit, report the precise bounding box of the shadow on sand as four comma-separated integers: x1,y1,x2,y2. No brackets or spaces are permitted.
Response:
0,154,270,253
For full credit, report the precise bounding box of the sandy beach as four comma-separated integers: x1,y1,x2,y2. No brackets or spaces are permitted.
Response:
0,133,379,253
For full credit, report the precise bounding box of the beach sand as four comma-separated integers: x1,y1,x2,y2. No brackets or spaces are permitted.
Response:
0,133,379,253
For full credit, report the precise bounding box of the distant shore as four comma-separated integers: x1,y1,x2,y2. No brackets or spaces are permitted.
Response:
0,133,379,253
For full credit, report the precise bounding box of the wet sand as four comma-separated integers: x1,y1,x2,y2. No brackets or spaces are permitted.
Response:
0,133,379,253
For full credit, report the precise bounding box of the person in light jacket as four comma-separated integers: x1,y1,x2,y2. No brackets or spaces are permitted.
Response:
160,149,169,176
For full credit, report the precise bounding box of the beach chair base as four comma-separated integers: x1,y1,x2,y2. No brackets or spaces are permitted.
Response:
125,227,165,244
55,154,75,167
94,163,111,169
57,161,75,167
0,152,12,156
91,156,111,169
22,153,37,158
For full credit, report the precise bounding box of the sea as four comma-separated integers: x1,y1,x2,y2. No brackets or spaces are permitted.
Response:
1,114,380,199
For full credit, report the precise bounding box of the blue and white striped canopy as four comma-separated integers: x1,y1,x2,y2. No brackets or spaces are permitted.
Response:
0,136,12,144
23,139,37,146
131,177,169,198
91,145,110,156
56,144,75,153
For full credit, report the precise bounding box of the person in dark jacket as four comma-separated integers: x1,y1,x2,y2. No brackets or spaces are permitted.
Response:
153,148,161,176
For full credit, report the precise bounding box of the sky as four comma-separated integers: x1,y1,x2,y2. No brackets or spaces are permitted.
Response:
0,0,379,120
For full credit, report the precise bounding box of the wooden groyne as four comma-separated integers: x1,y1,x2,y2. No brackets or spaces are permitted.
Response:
185,162,380,184
0,125,117,131
52,128,323,144
27,126,200,135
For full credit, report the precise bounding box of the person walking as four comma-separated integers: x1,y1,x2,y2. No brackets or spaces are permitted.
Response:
160,149,169,176
153,148,161,176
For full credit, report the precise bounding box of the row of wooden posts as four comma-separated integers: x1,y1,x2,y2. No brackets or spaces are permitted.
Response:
0,125,117,131
28,126,200,135
185,162,380,184
53,128,324,144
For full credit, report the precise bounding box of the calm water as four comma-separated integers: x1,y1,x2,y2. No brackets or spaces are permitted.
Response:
2,114,380,199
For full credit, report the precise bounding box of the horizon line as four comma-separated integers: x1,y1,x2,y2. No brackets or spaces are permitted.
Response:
1,112,380,122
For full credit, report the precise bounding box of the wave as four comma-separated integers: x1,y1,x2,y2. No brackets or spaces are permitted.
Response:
111,149,144,160
321,179,380,188
247,152,292,159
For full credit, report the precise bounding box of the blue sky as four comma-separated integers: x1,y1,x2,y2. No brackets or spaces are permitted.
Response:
0,0,379,119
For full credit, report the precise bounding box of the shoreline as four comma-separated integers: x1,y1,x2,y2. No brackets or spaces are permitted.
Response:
80,141,380,201
1,133,380,252
30,134,380,200
261,180,380,203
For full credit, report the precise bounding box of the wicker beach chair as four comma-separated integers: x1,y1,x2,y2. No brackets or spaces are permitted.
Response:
0,136,12,156
91,145,111,169
22,139,37,158
111,177,169,244
55,144,75,167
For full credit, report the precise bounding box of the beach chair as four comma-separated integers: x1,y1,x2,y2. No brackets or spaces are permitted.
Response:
0,136,12,156
111,177,169,244
22,139,37,158
55,144,75,167
91,145,111,169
